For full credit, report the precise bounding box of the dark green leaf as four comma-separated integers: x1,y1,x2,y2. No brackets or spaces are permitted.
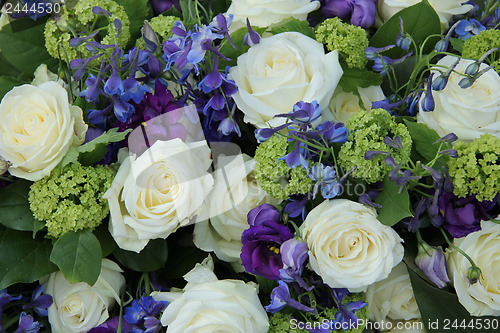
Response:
117,0,152,46
0,226,57,290
163,244,207,279
408,268,498,333
403,119,441,162
50,230,102,285
338,67,384,94
255,275,278,295
268,18,315,39
0,52,22,77
375,176,413,226
369,1,440,59
0,76,25,100
113,239,168,272
93,222,116,257
0,17,58,76
0,180,39,231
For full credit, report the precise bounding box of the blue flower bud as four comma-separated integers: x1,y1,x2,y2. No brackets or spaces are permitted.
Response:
415,242,450,288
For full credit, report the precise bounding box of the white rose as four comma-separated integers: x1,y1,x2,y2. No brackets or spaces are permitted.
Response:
103,139,214,253
153,256,269,333
446,220,500,316
366,263,421,323
226,0,320,32
229,32,343,128
417,56,500,143
193,154,275,269
0,82,87,181
377,0,473,31
300,199,404,290
43,259,125,333
324,85,385,124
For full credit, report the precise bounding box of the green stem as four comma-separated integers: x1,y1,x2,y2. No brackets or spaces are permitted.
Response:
144,272,151,296
440,228,478,269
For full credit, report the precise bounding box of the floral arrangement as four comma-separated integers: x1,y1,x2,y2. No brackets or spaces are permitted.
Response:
0,0,500,332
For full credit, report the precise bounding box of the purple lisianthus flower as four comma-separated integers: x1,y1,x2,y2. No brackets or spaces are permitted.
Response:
241,204,293,280
415,242,450,288
439,191,499,238
279,239,308,283
321,0,377,28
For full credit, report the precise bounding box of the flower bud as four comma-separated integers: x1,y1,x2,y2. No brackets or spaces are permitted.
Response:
415,242,450,288
467,265,482,285
279,238,308,282
0,157,10,176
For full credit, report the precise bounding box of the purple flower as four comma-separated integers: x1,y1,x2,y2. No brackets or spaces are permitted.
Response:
438,191,499,238
279,239,308,283
309,163,341,199
88,316,138,333
243,18,261,46
321,0,377,28
276,100,322,126
22,285,52,317
241,205,293,280
266,281,315,314
148,0,180,14
415,242,450,288
14,313,40,333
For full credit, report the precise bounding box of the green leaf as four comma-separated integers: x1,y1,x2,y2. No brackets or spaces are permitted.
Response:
338,67,384,94
163,243,207,279
113,239,168,272
59,128,132,168
375,176,413,226
117,0,152,46
0,17,58,76
268,18,315,39
0,52,23,77
369,1,440,59
255,275,278,295
93,222,116,257
0,76,25,100
0,225,57,290
0,180,39,232
403,119,441,162
408,268,498,333
50,230,102,285
450,38,465,53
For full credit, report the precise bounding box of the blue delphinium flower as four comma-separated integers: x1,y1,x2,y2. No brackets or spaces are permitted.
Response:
266,281,315,314
14,313,40,333
309,163,341,199
455,19,486,40
22,285,52,317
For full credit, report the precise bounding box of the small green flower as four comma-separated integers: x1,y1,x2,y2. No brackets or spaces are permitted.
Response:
29,163,117,238
315,17,369,69
45,0,130,63
254,135,312,200
339,109,412,183
447,134,500,201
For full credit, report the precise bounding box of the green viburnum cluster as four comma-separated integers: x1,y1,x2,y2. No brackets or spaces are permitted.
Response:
315,17,368,69
462,29,500,73
268,293,368,333
339,109,412,183
255,134,313,200
45,0,130,62
136,15,178,50
447,134,500,201
29,163,117,238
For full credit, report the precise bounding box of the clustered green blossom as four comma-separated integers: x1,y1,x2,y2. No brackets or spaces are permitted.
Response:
136,15,178,50
29,163,117,238
255,134,313,200
45,0,130,62
447,134,500,201
268,293,368,333
315,18,368,69
339,109,412,183
462,29,500,73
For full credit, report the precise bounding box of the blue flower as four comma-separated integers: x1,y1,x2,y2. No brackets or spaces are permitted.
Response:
455,19,486,40
14,313,40,333
309,163,341,199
